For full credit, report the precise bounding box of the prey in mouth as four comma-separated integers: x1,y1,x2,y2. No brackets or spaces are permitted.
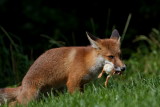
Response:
98,63,126,86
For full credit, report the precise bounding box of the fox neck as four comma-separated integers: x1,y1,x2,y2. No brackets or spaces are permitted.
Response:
83,55,106,81
90,55,106,73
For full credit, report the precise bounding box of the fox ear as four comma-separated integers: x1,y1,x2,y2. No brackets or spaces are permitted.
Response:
110,29,121,42
86,32,100,49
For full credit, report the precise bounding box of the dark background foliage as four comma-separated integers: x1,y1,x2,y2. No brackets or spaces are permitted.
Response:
0,0,160,86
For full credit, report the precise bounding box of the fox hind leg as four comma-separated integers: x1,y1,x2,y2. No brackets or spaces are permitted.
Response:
16,86,39,105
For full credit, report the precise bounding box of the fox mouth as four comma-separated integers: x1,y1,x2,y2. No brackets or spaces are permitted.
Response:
114,67,123,75
115,71,122,75
114,66,126,75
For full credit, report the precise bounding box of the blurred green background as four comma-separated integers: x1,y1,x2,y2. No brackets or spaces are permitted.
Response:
0,0,160,87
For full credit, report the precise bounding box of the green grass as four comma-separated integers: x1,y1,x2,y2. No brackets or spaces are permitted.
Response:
4,51,158,107
16,73,159,107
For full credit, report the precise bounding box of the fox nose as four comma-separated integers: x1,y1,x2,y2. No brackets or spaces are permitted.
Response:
121,65,126,71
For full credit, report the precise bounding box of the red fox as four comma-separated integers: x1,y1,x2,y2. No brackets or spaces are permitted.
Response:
0,29,126,106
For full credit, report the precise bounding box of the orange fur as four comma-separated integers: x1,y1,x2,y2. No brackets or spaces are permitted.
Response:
0,29,126,106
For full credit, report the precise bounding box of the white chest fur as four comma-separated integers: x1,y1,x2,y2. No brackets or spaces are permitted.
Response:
83,55,106,81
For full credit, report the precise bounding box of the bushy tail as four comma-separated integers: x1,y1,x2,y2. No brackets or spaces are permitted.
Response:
0,86,21,105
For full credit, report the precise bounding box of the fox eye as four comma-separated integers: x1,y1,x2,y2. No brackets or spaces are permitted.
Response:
108,55,114,59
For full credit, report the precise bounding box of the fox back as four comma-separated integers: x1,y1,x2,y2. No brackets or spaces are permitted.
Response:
0,29,126,106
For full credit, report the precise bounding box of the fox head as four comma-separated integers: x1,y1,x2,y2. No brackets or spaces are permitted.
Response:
86,29,126,74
